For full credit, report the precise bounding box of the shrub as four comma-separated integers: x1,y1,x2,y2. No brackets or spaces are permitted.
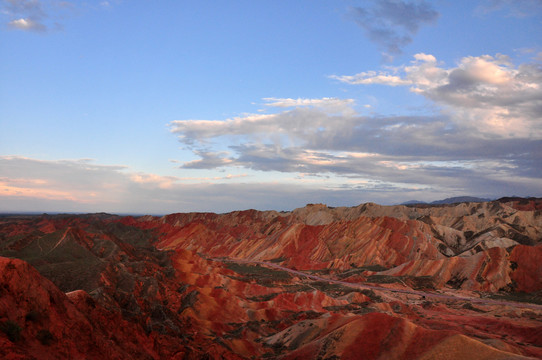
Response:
0,320,22,342
25,311,40,322
36,329,55,345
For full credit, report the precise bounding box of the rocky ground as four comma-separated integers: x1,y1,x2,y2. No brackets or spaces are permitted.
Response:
0,197,540,359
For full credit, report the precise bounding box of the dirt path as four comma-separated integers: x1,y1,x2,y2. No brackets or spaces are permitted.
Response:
218,257,542,311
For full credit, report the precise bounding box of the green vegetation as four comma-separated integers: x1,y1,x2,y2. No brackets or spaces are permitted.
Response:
367,275,403,284
247,293,279,302
486,292,542,305
178,290,199,314
367,275,435,290
282,284,315,293
225,263,292,284
36,329,55,345
336,264,389,279
309,282,386,302
308,281,359,297
461,302,486,313
0,320,22,342
305,268,332,275
25,310,40,322
323,304,371,313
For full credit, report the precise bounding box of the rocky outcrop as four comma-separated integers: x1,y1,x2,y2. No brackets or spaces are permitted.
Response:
0,257,161,359
267,312,533,360
0,198,540,359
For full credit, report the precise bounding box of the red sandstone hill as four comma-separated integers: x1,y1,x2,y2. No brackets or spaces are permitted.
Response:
0,198,541,359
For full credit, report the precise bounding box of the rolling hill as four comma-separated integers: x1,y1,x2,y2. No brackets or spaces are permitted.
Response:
0,198,540,359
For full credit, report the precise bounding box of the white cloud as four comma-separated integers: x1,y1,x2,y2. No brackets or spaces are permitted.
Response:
334,53,542,138
170,97,359,147
7,17,46,31
330,71,411,86
330,53,447,88
262,97,356,115
167,53,542,202
2,0,49,31
129,173,179,189
262,97,350,108
0,0,91,32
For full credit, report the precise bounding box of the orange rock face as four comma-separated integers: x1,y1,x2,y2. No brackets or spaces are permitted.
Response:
0,257,162,359
0,198,541,359
509,245,542,292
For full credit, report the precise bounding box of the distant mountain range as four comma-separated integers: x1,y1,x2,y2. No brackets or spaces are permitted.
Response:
401,196,493,205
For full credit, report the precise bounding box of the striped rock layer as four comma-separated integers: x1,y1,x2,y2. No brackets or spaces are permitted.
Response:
0,198,540,359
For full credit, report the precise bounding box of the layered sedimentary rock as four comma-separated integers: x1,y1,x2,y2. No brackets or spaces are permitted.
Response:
0,198,540,359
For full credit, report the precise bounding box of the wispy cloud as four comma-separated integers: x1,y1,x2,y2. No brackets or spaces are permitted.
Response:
262,97,357,115
181,150,234,169
0,0,112,32
349,0,438,60
0,156,286,213
7,17,46,31
1,156,412,213
2,0,47,32
476,0,542,17
2,148,541,214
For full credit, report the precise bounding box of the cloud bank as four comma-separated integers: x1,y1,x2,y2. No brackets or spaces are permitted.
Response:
0,156,394,214
2,54,540,213
169,54,542,205
332,53,542,138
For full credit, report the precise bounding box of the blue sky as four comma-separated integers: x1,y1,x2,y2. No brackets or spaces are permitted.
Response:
1,0,541,214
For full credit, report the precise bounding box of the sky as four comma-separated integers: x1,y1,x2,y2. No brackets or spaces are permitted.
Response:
1,0,541,214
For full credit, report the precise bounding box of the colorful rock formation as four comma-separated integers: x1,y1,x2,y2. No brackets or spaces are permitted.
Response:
0,198,540,359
